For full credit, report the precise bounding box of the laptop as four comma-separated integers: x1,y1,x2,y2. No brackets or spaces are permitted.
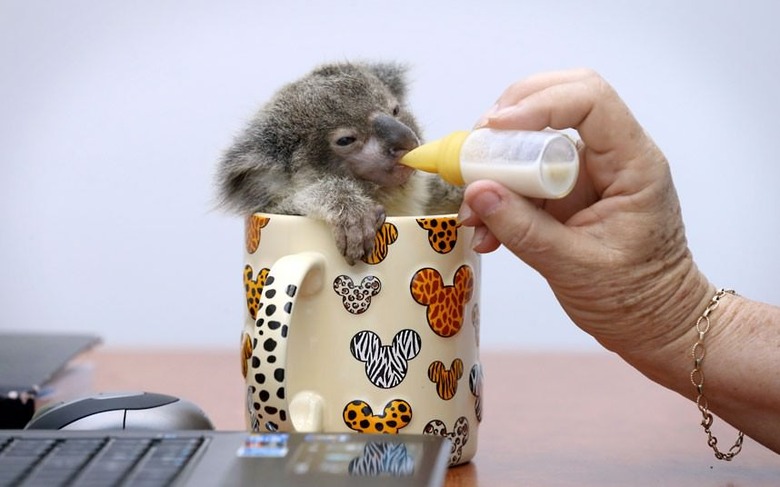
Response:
0,430,451,486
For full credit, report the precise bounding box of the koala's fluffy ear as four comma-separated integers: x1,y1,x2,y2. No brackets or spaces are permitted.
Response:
362,62,410,100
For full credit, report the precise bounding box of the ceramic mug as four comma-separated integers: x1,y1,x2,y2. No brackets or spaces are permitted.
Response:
240,213,482,466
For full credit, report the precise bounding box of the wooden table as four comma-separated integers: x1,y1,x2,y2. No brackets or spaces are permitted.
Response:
90,349,780,486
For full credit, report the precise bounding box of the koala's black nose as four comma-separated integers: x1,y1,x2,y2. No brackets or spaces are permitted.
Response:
372,113,420,157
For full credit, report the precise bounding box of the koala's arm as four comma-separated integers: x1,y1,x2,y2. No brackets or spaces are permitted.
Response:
423,174,465,215
277,170,386,265
218,140,385,264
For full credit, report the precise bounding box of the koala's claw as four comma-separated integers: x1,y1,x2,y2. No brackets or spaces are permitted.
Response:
333,205,386,265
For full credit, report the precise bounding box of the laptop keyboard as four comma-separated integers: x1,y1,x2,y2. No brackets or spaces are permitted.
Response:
0,435,204,487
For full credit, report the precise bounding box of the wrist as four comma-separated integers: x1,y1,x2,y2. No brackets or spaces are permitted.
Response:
613,265,714,396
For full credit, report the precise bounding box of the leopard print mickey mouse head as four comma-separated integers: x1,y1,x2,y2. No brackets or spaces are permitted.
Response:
423,416,469,465
416,217,460,254
244,265,270,320
343,399,412,434
333,275,382,314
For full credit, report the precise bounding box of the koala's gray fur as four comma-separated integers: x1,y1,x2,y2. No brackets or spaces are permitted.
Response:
216,61,463,264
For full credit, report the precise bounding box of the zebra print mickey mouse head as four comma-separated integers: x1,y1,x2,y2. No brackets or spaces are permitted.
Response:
349,329,421,389
348,442,415,476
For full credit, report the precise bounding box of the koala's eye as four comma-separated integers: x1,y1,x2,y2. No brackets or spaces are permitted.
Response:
392,105,401,117
336,136,357,146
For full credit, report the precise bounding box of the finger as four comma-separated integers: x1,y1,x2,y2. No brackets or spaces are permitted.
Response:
457,203,502,253
463,180,587,274
486,76,642,155
471,224,501,253
482,74,664,197
476,69,597,119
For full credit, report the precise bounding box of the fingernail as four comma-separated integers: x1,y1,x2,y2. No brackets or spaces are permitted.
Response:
471,225,488,250
456,201,473,224
474,103,500,128
492,105,520,119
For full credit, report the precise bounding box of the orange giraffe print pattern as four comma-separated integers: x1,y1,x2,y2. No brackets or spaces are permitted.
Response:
245,215,270,254
410,265,474,337
240,332,253,378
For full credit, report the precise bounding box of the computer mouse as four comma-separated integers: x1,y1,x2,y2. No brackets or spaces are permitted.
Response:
25,391,215,431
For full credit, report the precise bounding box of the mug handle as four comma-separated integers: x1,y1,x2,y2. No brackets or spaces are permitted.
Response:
246,251,326,432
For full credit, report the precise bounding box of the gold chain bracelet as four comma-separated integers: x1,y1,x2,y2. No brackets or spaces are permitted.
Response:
690,288,744,461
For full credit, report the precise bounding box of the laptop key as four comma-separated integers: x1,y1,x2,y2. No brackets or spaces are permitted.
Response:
0,438,57,486
0,435,205,487
75,438,152,486
15,439,106,487
125,437,203,487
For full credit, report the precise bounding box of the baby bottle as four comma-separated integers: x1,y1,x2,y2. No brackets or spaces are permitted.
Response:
401,128,580,199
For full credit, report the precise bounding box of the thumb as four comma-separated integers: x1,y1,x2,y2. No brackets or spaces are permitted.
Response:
463,180,575,274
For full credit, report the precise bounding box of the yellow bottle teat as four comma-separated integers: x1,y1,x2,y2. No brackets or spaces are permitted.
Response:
400,131,470,186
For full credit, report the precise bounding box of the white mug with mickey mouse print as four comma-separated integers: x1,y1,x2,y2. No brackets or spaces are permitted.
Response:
241,212,482,466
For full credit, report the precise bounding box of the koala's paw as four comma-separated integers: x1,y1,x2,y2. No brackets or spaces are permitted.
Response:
332,205,386,265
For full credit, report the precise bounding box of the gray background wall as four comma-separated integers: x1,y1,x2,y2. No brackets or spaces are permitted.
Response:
2,1,778,350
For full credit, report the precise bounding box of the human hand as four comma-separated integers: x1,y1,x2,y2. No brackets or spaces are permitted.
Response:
459,69,713,363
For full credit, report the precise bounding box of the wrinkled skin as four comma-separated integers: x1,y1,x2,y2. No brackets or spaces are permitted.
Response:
458,69,780,455
460,69,708,357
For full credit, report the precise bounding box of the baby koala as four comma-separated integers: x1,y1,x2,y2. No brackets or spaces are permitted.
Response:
216,61,462,264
